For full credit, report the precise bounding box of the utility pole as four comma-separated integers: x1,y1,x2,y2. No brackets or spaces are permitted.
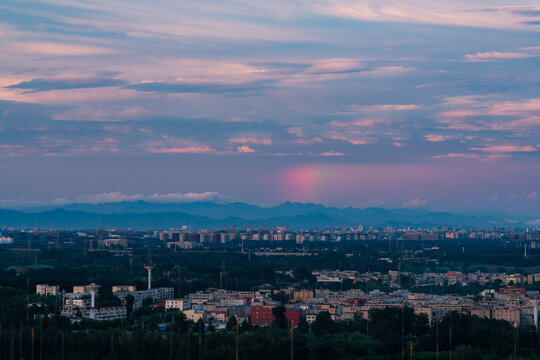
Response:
26,278,29,326
516,326,519,355
19,321,22,360
401,305,405,360
449,306,452,360
31,328,35,360
514,325,519,355
435,314,439,360
198,331,201,360
235,323,239,360
289,322,294,360
169,330,172,360
40,318,43,360
110,332,114,359
10,325,13,360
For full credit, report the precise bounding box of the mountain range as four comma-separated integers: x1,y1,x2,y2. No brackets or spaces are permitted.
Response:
0,201,525,229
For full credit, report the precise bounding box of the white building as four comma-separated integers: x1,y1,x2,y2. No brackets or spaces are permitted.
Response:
113,286,174,309
0,236,14,244
36,284,60,296
165,299,184,310
88,307,127,321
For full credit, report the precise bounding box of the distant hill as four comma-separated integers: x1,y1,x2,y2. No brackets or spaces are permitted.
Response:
0,201,523,229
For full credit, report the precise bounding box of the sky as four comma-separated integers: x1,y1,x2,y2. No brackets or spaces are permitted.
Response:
0,0,539,216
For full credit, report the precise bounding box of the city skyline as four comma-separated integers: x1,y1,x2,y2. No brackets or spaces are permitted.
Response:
1,0,539,215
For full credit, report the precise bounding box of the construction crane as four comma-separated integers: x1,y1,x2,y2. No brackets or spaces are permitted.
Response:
163,255,181,280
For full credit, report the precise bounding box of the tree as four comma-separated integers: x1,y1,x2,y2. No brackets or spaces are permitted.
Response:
272,305,289,329
313,311,334,336
226,316,238,331
296,319,309,334
240,319,251,332
125,294,135,317
368,306,428,353
195,318,205,333
400,274,414,288
271,291,289,305
142,297,153,308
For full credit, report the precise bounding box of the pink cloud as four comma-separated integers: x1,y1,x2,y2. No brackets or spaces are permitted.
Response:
305,1,540,30
433,153,480,159
295,137,324,144
330,119,382,127
521,46,540,52
465,51,536,62
64,191,227,204
425,134,453,142
509,191,537,201
236,145,257,153
148,145,215,154
288,127,304,137
229,137,272,145
9,42,116,56
489,116,540,130
53,106,148,122
360,66,414,78
320,150,345,156
227,117,261,123
288,127,323,144
402,198,427,207
67,146,120,153
97,137,118,144
483,154,512,161
470,145,537,153
349,104,421,111
0,144,24,150
327,133,370,145
437,98,540,131
489,99,540,115
305,58,364,75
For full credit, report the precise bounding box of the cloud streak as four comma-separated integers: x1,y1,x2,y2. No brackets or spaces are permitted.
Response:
7,77,128,93
465,51,536,62
303,0,540,30
124,80,274,95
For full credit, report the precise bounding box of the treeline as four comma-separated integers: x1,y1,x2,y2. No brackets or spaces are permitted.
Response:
0,304,538,360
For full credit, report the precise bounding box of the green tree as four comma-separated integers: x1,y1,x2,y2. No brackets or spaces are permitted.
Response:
125,294,135,317
226,315,238,331
240,319,251,332
313,311,334,336
142,297,153,308
271,305,288,329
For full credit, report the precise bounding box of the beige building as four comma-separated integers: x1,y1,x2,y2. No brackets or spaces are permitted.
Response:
112,285,136,292
184,309,205,322
293,290,314,302
165,299,184,310
470,307,491,319
36,284,60,296
492,307,520,325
